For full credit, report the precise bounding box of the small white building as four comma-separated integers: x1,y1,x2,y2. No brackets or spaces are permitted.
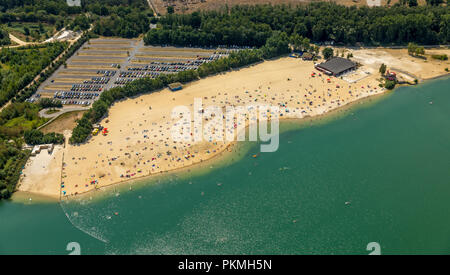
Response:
31,144,54,156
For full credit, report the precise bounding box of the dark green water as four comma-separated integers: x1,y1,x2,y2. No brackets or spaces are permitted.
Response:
1,78,449,255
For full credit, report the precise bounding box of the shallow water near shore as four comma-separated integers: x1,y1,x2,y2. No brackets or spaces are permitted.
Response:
1,77,449,254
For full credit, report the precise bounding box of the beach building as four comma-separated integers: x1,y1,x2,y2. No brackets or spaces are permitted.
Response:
302,53,314,61
315,57,357,76
168,82,183,92
30,144,54,156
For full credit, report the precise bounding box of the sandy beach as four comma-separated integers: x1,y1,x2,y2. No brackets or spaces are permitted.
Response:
18,47,449,199
17,145,64,198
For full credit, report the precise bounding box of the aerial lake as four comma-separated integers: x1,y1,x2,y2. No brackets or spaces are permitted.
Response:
1,77,449,255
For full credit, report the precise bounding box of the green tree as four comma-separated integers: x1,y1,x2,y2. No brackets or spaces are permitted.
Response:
322,47,334,60
385,80,396,90
408,0,418,6
408,43,418,55
426,0,444,5
415,46,425,56
379,63,387,75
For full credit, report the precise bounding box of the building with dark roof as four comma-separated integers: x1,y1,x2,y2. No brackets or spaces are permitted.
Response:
168,82,183,92
315,57,357,76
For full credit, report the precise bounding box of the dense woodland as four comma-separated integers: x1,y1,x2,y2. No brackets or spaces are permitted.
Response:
0,0,152,39
0,43,67,106
0,102,47,199
92,8,151,38
0,26,9,45
145,3,450,47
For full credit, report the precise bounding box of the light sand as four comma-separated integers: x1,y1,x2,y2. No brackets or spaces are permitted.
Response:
21,48,450,198
17,146,64,198
350,48,450,80
59,57,385,197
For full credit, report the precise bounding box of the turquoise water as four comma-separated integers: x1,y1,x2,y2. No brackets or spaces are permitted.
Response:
1,78,449,255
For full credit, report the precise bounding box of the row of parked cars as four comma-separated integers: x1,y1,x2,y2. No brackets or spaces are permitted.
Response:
114,78,134,85
97,70,116,77
54,91,100,100
59,100,91,105
126,56,224,73
84,77,110,85
71,84,103,92
127,64,198,73
119,71,161,78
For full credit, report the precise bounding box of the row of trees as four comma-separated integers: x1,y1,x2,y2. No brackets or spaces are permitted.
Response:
145,3,450,47
0,140,29,199
24,129,64,145
37,98,62,109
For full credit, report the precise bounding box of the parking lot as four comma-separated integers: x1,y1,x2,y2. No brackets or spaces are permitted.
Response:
30,38,240,106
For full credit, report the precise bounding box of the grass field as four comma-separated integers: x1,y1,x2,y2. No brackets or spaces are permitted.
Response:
5,22,55,42
40,110,86,134
3,114,48,129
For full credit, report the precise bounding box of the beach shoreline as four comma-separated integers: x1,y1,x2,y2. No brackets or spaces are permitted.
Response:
61,89,396,203
16,47,450,201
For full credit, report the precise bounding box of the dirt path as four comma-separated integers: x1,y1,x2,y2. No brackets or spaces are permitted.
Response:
147,0,159,16
39,106,89,119
9,33,28,46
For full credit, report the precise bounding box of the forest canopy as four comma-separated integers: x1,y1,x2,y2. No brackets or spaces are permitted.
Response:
145,3,450,47
0,0,152,38
0,43,67,106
